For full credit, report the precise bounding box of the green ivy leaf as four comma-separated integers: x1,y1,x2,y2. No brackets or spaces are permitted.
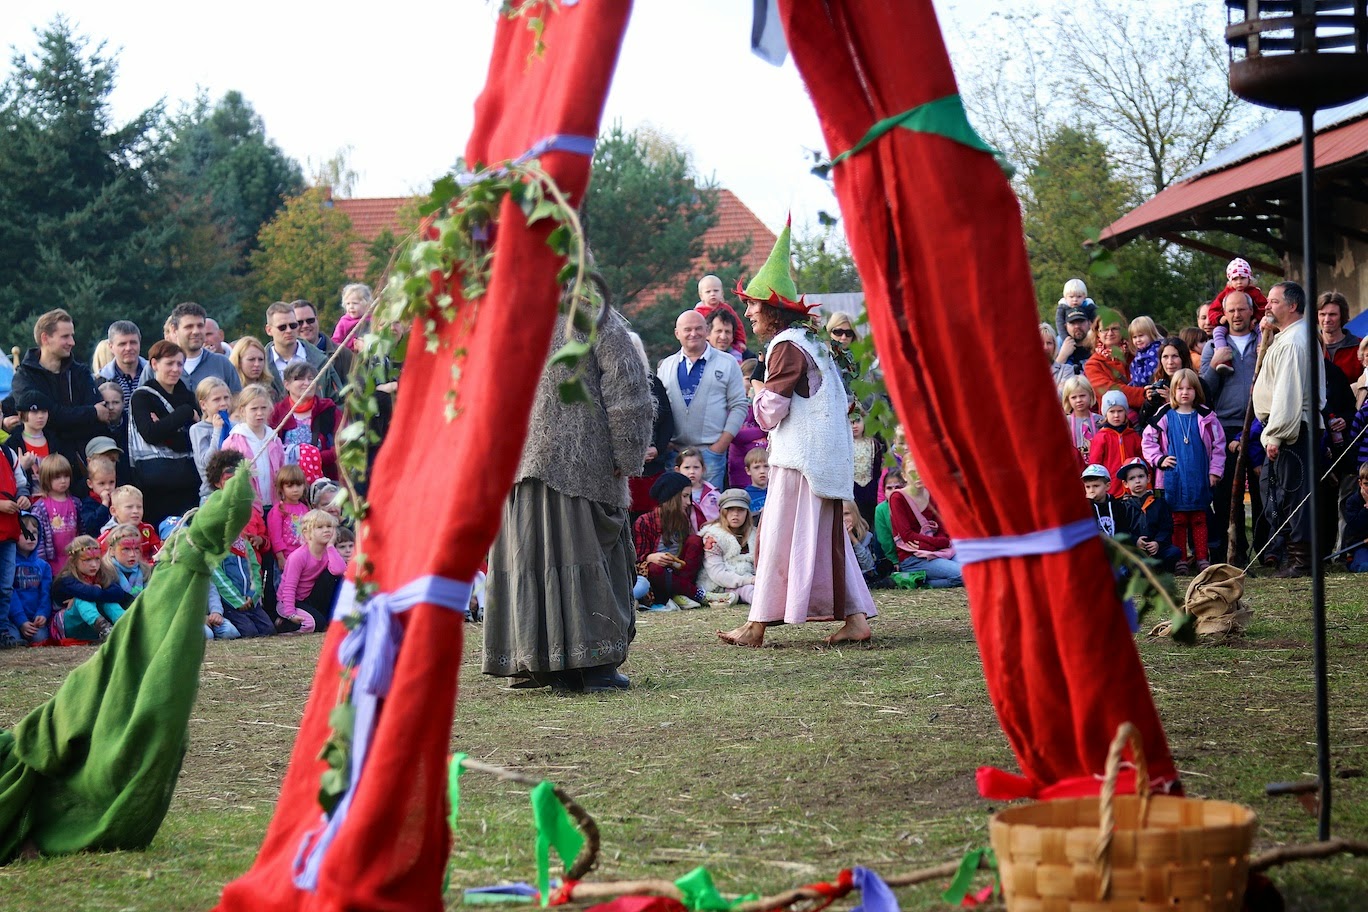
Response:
422,174,460,215
547,224,572,254
548,339,592,367
526,199,560,225
557,378,591,403
329,701,356,738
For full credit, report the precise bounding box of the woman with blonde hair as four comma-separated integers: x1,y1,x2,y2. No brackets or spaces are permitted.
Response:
90,339,114,376
229,337,272,397
825,310,857,346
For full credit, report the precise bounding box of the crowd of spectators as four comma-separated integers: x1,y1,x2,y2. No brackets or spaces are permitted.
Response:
1048,264,1368,579
4,258,1363,651
0,292,364,647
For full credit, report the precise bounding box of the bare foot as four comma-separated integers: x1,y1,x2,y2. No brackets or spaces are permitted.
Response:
823,614,872,646
717,621,766,648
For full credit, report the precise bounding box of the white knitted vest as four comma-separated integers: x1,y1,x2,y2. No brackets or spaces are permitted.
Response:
765,327,854,500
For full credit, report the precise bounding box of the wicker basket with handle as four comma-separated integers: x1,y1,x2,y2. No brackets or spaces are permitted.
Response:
989,723,1257,911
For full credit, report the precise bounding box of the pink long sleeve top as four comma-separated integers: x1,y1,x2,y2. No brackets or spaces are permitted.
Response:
267,500,310,558
276,544,346,618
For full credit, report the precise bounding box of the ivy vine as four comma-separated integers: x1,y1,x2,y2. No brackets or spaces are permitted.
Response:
318,155,597,816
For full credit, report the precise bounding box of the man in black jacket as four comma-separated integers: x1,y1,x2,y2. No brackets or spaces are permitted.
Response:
10,309,113,496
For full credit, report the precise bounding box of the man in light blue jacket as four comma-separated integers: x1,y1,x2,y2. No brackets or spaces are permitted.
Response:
656,310,747,489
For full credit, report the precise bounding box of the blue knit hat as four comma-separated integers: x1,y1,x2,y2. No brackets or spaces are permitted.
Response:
1101,390,1128,415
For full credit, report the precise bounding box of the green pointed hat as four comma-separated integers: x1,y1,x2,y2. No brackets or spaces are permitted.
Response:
735,215,816,314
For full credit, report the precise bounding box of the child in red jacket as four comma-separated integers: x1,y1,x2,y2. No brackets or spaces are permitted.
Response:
1089,390,1144,498
1206,258,1267,372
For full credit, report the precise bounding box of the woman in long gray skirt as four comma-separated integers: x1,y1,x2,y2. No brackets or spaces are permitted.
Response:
483,299,652,692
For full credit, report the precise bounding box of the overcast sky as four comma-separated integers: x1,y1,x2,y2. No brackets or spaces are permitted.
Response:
1,1,1130,235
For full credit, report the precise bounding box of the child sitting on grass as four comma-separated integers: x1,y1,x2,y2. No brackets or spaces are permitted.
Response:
872,470,906,565
844,499,891,588
54,535,133,642
699,488,757,606
104,523,151,601
276,509,346,634
8,513,51,645
99,485,162,562
79,456,117,535
203,450,274,637
33,454,79,576
632,471,705,610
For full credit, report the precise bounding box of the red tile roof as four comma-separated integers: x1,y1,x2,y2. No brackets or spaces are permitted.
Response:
1100,115,1368,247
333,196,416,279
631,189,777,312
331,188,777,294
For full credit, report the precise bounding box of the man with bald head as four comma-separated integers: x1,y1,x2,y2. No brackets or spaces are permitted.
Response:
657,310,747,489
1200,290,1263,565
203,318,231,356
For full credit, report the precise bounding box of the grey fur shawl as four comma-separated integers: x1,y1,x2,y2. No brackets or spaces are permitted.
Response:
514,309,653,509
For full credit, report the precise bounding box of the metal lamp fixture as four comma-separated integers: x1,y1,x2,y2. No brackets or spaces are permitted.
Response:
1225,0,1368,842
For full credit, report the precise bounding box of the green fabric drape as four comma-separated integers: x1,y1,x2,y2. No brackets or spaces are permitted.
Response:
829,94,1012,176
0,468,254,864
531,780,584,904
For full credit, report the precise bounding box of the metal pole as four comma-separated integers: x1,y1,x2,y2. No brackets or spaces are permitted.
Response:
1301,105,1331,841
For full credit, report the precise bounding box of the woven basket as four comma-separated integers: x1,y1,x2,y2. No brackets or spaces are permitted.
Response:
989,724,1257,911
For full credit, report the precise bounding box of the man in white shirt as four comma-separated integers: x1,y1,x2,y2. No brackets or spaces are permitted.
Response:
1252,281,1325,577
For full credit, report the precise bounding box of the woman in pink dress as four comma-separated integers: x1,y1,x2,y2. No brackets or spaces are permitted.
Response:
717,222,876,647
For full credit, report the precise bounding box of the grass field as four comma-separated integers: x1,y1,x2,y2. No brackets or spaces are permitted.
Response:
0,574,1365,911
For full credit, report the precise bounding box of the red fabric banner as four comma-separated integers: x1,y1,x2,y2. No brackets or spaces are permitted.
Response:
778,0,1177,794
214,4,634,911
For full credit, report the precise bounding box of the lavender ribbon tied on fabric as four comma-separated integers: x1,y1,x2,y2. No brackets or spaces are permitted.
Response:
292,575,473,891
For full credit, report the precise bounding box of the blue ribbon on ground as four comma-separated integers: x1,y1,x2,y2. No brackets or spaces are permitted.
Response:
952,517,1098,566
850,866,899,912
292,575,473,890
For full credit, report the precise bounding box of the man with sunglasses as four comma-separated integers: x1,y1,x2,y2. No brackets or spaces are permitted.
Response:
294,299,353,383
264,301,341,401
167,302,241,395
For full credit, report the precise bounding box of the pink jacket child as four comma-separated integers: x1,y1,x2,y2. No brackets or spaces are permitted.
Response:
276,543,347,634
1140,405,1227,493
221,425,285,506
332,314,365,352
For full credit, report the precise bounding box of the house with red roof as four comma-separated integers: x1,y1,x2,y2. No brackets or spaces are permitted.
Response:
332,189,777,305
